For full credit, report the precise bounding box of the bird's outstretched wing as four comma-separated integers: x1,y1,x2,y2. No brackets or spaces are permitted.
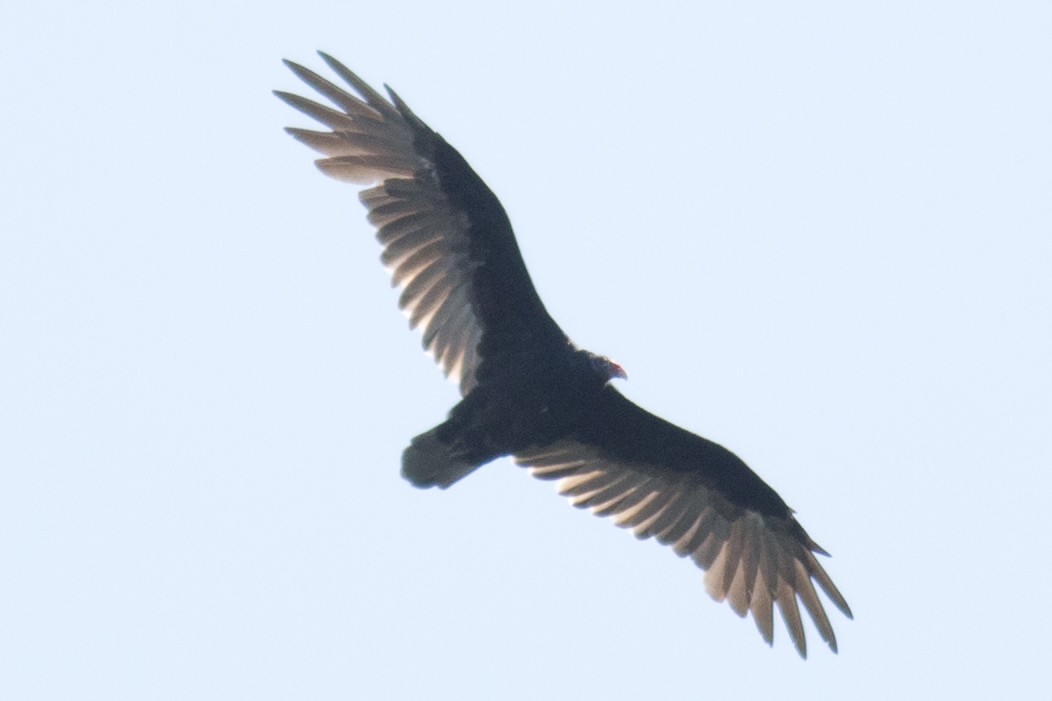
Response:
516,386,853,657
276,53,568,395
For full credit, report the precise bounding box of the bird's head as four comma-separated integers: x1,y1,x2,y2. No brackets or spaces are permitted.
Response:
589,353,628,383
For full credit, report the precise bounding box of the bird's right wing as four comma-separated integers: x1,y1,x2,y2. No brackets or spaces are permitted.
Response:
276,53,568,395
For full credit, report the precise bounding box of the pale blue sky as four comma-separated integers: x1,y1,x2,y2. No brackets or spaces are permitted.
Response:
3,2,1050,698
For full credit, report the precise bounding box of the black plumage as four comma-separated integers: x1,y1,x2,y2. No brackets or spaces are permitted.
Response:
276,53,852,657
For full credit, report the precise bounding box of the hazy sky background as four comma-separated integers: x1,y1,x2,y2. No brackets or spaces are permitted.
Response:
3,2,1050,698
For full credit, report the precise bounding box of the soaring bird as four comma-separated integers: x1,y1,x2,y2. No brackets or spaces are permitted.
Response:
276,53,852,657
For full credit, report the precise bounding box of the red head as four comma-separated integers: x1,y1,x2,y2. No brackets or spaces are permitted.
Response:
590,354,628,382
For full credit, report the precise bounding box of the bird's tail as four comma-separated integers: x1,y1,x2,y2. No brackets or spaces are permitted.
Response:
401,425,484,489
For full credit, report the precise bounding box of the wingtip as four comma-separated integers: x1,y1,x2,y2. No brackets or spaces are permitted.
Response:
272,91,307,112
280,58,310,77
384,83,428,132
272,90,295,106
317,50,346,74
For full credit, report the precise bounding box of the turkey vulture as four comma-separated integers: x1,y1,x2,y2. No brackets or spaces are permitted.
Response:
276,53,852,657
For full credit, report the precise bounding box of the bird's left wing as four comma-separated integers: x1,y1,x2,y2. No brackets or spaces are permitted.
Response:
514,387,852,657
